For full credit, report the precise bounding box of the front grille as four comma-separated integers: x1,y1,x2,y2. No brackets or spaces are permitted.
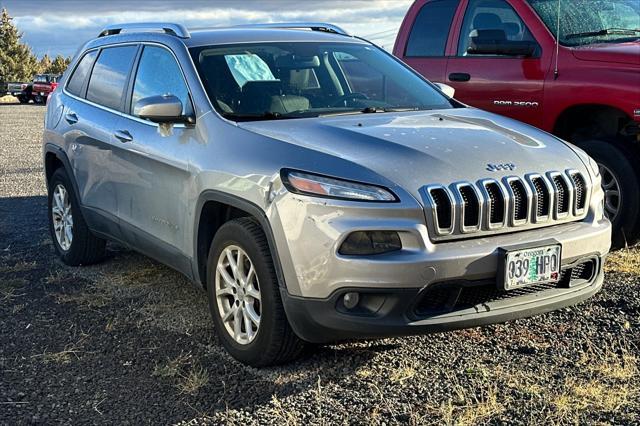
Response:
424,170,590,240
414,259,598,317
571,172,587,211
485,182,505,224
429,188,452,230
553,175,570,214
509,179,528,221
532,177,550,217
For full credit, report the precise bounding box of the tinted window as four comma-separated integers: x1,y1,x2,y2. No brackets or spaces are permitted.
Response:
458,0,537,55
405,0,459,57
86,46,137,110
66,51,97,96
131,46,191,116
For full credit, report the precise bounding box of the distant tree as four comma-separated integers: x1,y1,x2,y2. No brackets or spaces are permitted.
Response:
38,53,52,73
47,55,71,75
0,8,38,82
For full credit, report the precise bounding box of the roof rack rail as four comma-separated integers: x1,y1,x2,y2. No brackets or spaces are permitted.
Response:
98,22,190,39
234,22,350,36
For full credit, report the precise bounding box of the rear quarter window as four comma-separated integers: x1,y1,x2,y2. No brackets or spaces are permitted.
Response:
66,51,98,96
405,0,459,57
86,45,138,111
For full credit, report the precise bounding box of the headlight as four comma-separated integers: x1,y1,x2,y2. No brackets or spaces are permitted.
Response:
281,170,398,202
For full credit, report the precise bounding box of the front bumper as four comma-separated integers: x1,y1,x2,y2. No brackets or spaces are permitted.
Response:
282,256,604,343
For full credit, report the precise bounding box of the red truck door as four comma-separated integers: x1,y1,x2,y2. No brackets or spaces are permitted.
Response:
394,0,461,83
445,0,550,128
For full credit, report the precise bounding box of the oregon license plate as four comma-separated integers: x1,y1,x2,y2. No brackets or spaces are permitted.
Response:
503,244,561,290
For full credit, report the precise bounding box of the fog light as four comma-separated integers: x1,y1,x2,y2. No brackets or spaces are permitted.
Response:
343,292,360,310
339,231,402,255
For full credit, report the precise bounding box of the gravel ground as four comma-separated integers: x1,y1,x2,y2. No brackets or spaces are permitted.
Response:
1,103,639,425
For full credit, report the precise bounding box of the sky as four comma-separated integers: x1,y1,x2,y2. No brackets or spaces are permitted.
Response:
0,0,413,58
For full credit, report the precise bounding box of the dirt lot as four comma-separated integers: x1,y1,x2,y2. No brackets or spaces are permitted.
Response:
1,103,639,425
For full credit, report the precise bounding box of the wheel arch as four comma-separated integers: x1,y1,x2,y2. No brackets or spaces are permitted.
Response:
44,144,82,203
553,104,634,143
193,190,286,291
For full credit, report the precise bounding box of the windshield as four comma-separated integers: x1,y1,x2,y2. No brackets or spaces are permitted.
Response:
528,0,640,46
190,42,455,121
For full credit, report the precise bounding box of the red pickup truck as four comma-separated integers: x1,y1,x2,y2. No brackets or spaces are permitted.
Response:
31,73,60,104
394,0,640,247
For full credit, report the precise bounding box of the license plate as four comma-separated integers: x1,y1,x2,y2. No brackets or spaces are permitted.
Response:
503,244,561,290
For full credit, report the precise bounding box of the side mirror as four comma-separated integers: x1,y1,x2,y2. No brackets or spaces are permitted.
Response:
134,95,193,124
467,29,536,57
434,82,455,98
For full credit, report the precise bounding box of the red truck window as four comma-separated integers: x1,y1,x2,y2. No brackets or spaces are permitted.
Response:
458,0,538,56
405,0,459,57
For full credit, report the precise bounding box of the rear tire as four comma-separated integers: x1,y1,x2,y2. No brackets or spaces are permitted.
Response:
578,139,640,248
48,168,106,265
206,217,304,366
18,95,29,104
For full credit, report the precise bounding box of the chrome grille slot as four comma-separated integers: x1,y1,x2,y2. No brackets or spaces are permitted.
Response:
570,172,587,212
429,187,452,231
485,182,505,225
531,177,550,218
508,179,528,222
552,175,570,215
459,184,480,228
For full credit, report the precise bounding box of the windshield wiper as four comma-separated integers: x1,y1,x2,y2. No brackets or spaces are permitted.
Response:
222,110,318,121
565,27,640,40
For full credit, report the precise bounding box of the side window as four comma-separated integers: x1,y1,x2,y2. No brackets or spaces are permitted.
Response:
405,0,459,57
131,46,192,117
458,0,536,56
66,51,98,96
86,45,138,110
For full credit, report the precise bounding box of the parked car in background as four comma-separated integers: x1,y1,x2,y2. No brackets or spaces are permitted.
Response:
32,73,60,104
394,0,640,247
6,81,31,103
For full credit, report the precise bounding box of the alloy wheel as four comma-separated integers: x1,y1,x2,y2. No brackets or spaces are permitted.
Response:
598,163,621,222
215,245,262,345
51,184,73,251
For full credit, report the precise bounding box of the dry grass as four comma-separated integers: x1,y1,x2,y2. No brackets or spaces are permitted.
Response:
153,352,192,379
269,395,299,426
0,260,37,274
605,246,640,274
177,363,209,395
0,95,18,104
53,291,111,309
32,335,89,364
0,278,27,301
153,352,209,395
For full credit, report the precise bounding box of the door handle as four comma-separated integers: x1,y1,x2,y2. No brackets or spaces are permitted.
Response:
449,73,471,82
64,112,78,124
114,130,133,143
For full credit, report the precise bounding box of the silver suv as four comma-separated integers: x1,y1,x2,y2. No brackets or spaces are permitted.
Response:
43,22,611,366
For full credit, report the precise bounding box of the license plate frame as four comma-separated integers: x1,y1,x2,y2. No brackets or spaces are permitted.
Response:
498,241,562,291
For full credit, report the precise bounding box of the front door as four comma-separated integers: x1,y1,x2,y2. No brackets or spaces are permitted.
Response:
445,0,547,127
111,44,196,268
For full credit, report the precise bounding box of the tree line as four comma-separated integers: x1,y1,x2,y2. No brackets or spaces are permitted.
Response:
0,8,71,83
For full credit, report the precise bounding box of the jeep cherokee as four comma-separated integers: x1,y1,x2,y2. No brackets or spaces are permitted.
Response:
43,22,611,366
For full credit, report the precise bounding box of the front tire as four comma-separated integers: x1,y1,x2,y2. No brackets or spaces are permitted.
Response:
206,218,304,366
579,139,640,248
48,168,106,265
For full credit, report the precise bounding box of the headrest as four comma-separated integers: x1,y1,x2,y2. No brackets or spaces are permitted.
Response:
473,12,503,30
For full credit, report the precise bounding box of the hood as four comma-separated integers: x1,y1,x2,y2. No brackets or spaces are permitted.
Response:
238,108,587,199
571,41,640,66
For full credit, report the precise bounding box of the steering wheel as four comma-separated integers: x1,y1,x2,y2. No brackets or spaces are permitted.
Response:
329,92,369,107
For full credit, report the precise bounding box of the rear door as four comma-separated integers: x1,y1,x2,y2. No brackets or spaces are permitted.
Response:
445,0,546,127
111,44,195,266
397,0,460,83
61,45,138,235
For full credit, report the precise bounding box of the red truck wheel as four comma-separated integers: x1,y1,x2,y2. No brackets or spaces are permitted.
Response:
580,139,640,248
